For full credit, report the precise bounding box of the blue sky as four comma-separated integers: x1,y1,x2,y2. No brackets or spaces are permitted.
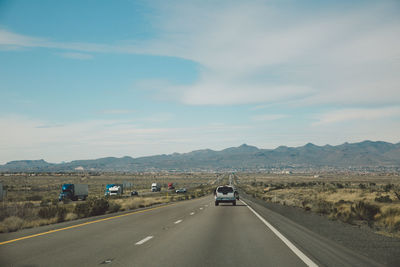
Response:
1,0,399,163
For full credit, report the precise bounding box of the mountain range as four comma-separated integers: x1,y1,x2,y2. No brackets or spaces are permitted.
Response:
1,140,400,172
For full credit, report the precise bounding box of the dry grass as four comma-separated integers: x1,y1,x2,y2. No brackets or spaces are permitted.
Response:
238,173,400,237
65,212,78,221
112,196,169,211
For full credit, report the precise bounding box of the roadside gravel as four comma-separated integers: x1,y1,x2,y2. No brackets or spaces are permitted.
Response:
241,192,400,266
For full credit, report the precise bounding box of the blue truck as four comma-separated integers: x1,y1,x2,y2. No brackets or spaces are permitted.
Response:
59,184,88,201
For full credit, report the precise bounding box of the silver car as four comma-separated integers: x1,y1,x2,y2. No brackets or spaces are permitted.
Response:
215,185,236,206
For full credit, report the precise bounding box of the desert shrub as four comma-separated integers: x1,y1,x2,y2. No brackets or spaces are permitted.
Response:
40,199,51,207
384,183,394,192
274,184,285,190
375,208,400,232
89,198,109,216
375,195,392,203
88,198,110,216
74,202,90,218
313,200,334,215
0,203,38,222
381,208,400,217
328,187,338,193
74,198,109,217
38,206,58,219
262,196,272,201
38,205,67,222
16,203,36,220
335,183,344,189
332,204,353,223
65,212,78,221
301,199,312,209
0,216,24,233
108,202,121,213
351,201,380,222
395,191,400,201
358,183,366,189
337,199,353,205
26,195,43,201
56,206,67,222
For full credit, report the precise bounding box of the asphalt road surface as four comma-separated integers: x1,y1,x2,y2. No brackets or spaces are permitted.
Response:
0,195,381,267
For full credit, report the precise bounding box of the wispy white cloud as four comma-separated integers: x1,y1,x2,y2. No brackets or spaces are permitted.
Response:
141,113,174,123
177,80,313,106
99,109,135,115
314,106,400,125
1,1,399,107
0,28,43,47
251,114,288,122
59,52,93,60
251,105,271,110
139,1,400,106
0,28,110,52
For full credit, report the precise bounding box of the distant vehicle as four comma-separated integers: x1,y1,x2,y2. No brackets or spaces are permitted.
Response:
234,190,239,200
109,185,122,196
59,184,88,201
168,182,175,190
176,188,187,193
215,185,236,206
130,191,138,196
105,184,124,196
151,183,161,192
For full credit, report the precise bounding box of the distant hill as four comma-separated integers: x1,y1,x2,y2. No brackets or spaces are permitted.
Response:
1,141,400,172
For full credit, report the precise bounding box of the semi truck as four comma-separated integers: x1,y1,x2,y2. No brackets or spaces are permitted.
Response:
59,184,88,201
105,184,124,196
151,183,161,192
108,185,122,196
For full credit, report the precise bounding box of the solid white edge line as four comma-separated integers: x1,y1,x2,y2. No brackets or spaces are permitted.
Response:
174,219,183,224
135,236,154,245
241,200,318,267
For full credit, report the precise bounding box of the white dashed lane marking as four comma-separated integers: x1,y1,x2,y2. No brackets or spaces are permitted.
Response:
135,236,153,245
190,212,195,215
174,220,183,224
199,207,203,210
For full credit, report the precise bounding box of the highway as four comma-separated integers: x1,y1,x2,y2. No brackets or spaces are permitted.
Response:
0,195,381,267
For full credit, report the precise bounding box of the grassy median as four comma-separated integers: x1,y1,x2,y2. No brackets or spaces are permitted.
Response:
0,172,217,233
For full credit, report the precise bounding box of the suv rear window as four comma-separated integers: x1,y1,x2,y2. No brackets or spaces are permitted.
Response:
217,186,234,193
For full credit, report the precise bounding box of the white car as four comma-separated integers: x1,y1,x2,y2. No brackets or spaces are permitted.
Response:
215,185,236,206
